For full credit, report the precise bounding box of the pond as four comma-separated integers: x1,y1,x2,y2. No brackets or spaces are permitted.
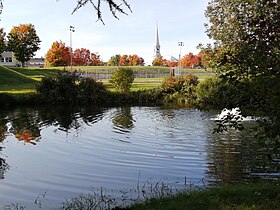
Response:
0,106,275,209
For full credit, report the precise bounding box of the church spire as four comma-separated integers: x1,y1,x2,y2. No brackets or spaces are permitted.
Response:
154,23,161,58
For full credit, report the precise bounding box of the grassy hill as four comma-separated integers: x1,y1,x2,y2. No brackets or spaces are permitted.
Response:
0,66,39,93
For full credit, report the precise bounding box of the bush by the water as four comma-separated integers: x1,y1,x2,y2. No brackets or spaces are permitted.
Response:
196,77,242,108
36,70,109,104
161,74,199,104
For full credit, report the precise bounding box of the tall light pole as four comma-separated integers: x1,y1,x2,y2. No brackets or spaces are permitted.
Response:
178,41,184,76
70,26,75,71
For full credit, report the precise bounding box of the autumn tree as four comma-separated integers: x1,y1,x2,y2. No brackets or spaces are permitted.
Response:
152,56,167,66
0,28,5,56
45,41,70,67
72,48,91,66
7,24,41,67
119,55,129,66
90,53,102,66
128,54,144,66
108,54,121,66
180,53,201,68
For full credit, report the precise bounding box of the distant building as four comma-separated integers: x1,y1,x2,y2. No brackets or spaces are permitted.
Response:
0,51,20,66
154,24,161,58
0,51,45,67
26,57,45,68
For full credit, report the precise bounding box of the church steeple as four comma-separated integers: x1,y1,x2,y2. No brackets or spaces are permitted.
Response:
154,24,161,58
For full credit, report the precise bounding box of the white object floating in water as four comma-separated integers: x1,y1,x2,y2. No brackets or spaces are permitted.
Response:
212,108,255,121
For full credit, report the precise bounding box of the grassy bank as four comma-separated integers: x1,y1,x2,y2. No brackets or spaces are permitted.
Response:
59,181,280,210
127,182,280,210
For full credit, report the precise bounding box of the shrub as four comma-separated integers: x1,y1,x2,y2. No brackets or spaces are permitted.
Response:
36,70,108,104
78,78,108,104
109,67,134,94
161,74,199,104
196,76,241,108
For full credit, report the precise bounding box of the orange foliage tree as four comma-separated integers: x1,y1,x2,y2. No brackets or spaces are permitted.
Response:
116,54,144,66
119,55,129,66
152,56,168,66
180,53,202,68
128,54,144,66
45,41,70,67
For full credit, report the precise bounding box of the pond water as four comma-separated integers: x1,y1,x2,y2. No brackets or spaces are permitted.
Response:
0,106,274,209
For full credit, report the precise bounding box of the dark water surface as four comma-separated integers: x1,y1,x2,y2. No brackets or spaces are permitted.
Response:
0,106,273,209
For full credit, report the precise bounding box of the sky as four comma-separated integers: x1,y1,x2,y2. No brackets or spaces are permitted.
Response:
1,0,211,65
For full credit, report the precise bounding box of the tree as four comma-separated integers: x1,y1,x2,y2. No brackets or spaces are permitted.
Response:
127,54,144,66
119,54,129,66
180,53,201,68
45,41,70,67
152,56,167,66
109,67,134,93
0,28,5,56
204,0,280,163
7,24,41,67
72,48,91,66
90,53,101,66
108,54,121,66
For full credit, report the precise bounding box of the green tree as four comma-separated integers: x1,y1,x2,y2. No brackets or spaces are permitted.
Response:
0,28,5,56
108,54,121,66
109,67,134,93
204,0,280,162
7,24,41,67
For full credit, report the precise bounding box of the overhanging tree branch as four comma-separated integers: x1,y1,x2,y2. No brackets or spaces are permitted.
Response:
71,0,132,24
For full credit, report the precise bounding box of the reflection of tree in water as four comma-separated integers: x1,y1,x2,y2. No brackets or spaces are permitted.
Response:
7,110,42,145
37,105,105,132
112,107,134,130
0,106,105,143
206,127,270,184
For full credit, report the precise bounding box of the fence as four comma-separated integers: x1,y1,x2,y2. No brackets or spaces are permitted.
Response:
82,71,214,80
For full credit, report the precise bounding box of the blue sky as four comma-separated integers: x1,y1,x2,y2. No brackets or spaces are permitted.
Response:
1,0,211,65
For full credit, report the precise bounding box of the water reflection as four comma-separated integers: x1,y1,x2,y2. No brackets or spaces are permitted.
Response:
0,106,278,208
0,106,106,143
206,129,253,183
112,107,134,133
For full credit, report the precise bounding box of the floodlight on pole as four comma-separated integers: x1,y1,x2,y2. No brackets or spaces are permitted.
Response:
178,41,184,76
70,26,75,71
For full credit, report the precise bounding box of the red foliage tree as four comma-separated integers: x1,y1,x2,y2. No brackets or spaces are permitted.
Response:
72,48,91,66
90,53,101,66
